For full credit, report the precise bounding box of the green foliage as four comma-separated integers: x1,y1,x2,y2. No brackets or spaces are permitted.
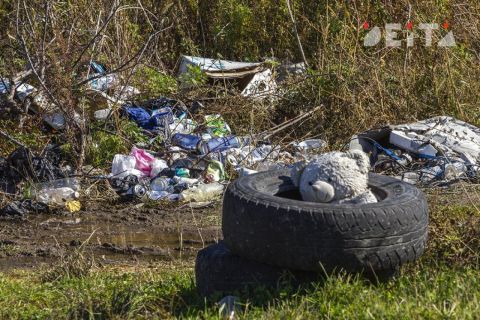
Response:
86,130,128,169
133,66,178,98
119,119,148,145
0,120,48,156
179,65,208,87
85,120,149,168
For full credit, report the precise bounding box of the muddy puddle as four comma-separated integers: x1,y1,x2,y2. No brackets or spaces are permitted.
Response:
0,201,221,272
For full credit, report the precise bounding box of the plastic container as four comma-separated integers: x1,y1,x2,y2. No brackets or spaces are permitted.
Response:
420,166,443,182
180,182,224,202
173,176,198,186
148,190,170,201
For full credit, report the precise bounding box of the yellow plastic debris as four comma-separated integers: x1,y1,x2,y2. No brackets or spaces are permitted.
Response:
65,200,81,213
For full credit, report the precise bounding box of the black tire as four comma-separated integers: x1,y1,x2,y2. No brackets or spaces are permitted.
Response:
195,242,318,297
222,170,428,272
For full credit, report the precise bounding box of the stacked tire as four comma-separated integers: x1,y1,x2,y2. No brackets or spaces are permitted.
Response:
196,170,428,297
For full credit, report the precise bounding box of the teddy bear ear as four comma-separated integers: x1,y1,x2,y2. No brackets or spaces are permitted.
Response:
290,161,306,187
346,150,370,174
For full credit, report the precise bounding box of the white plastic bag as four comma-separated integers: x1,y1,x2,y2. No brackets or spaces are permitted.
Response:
111,154,143,178
150,158,169,177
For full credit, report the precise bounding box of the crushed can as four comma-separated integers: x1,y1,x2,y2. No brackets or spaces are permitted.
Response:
108,175,146,199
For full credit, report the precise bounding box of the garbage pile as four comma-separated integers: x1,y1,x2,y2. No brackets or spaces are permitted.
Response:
350,116,480,186
106,106,313,202
0,57,314,217
3,54,480,219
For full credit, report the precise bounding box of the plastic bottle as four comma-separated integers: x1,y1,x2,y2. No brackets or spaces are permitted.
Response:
173,176,198,186
148,190,170,201
150,177,173,193
420,166,443,182
36,178,81,192
180,182,224,202
171,133,202,151
36,187,79,205
198,136,242,155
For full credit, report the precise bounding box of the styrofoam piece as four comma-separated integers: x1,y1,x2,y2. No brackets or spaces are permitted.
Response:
178,56,262,74
94,108,112,120
389,130,437,157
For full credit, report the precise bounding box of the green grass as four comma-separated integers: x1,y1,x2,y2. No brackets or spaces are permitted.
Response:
1,264,480,319
1,196,480,319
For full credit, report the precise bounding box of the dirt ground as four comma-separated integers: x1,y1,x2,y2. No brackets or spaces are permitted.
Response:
0,199,222,272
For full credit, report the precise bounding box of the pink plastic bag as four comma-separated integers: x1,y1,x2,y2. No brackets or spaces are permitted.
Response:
130,146,155,176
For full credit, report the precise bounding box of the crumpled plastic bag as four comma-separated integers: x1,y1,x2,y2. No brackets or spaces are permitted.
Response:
130,147,155,176
111,154,144,178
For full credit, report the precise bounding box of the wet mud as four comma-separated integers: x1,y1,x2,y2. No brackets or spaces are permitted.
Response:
0,200,221,271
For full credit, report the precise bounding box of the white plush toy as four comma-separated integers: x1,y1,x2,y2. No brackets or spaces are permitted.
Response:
291,150,377,204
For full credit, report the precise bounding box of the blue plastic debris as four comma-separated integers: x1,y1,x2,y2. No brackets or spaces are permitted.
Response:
123,106,152,129
122,105,175,131
90,61,107,74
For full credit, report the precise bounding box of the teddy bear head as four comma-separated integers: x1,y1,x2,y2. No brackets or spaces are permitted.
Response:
291,150,371,203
